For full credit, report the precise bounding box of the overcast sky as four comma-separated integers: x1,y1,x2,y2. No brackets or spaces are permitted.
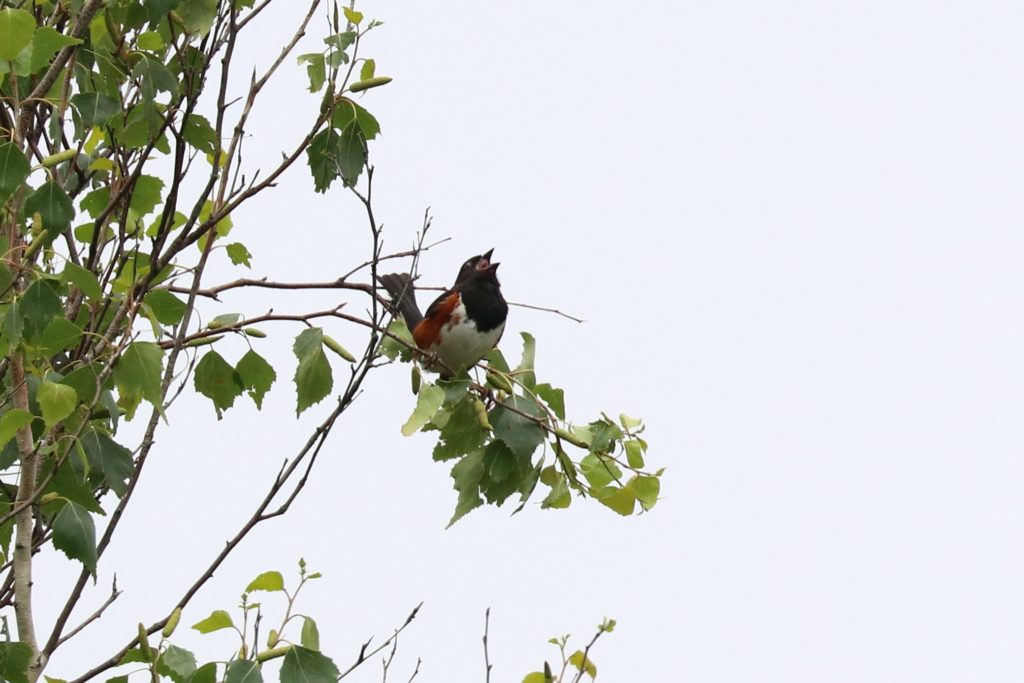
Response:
41,1,1023,681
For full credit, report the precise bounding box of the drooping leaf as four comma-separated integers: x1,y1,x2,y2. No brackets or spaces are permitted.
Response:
178,0,217,35
132,55,179,100
580,453,622,489
336,121,366,185
113,342,164,407
279,646,339,683
630,474,660,509
293,328,333,415
432,397,487,461
3,302,23,349
28,26,81,74
52,501,97,570
79,187,110,219
37,380,78,427
194,351,244,418
236,350,276,409
447,449,484,527
225,242,252,267
72,92,120,127
20,278,62,334
129,175,164,216
245,570,284,593
78,429,133,497
60,262,102,300
300,616,320,651
306,128,342,193
515,332,536,390
595,485,636,516
38,317,83,355
0,142,30,206
534,383,565,420
297,53,325,92
401,383,444,436
568,650,597,679
191,609,234,634
187,663,217,683
25,181,75,232
0,9,36,61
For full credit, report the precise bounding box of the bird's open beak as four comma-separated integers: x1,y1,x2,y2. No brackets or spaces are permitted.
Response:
479,248,499,271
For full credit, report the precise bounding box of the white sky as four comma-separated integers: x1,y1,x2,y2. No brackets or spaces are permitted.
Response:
41,1,1023,681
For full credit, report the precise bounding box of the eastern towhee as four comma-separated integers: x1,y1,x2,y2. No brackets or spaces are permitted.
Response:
379,249,508,376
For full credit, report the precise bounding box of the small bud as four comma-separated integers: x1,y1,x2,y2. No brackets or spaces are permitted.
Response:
243,328,267,338
186,335,222,347
485,370,513,394
138,623,153,661
162,607,182,638
349,76,392,92
411,366,421,395
323,335,357,362
473,398,492,431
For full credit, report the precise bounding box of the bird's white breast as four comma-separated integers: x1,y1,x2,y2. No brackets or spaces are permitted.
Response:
427,301,505,370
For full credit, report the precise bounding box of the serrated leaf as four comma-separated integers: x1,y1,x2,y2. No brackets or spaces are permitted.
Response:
37,380,78,427
432,397,487,460
401,384,444,436
489,395,545,459
0,409,33,450
191,609,234,634
306,128,342,193
182,113,217,154
38,317,82,355
194,351,243,418
297,53,325,92
300,616,320,651
72,92,119,127
25,180,75,232
0,9,36,62
280,647,339,683
293,329,332,415
541,475,571,509
336,121,366,185
236,350,276,409
515,332,536,390
28,27,81,74
0,142,30,206
188,662,216,683
133,55,179,99
245,570,284,592
113,341,164,407
79,187,110,219
20,279,62,333
79,429,133,497
447,449,484,527
129,175,164,216
224,660,262,683
225,242,252,267
534,383,565,420
3,302,23,349
53,501,97,570
60,262,102,300
158,645,196,683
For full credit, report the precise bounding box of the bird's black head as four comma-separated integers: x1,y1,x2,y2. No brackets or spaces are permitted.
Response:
455,248,500,287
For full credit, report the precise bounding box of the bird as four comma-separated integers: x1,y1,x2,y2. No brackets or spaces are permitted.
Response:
378,249,508,376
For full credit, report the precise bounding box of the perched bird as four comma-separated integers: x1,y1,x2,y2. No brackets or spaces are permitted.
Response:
378,249,508,376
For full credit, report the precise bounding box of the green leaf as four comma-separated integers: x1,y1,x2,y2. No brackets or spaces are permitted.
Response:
20,278,62,333
401,383,444,436
596,485,636,516
0,9,36,62
79,187,110,219
224,660,262,683
113,341,164,407
50,458,103,513
297,53,325,92
306,128,342,193
38,317,82,355
522,674,547,683
0,642,32,683
25,181,75,232
182,113,217,154
236,350,276,409
541,475,571,509
331,101,380,140
142,289,186,325
293,328,332,415
280,647,339,683
624,439,645,468
534,383,565,420
342,7,363,24
447,449,484,527
0,409,32,450
324,32,356,52
0,142,30,206
129,175,164,216
580,453,622,489
515,332,536,390
60,262,102,300
630,474,660,509
157,645,196,683
188,663,217,683
246,570,284,593
79,429,133,497
52,501,97,570
359,58,375,81
432,397,487,461
194,351,243,418
225,242,252,267
336,121,366,185
178,0,217,35
28,27,80,74
490,395,545,459
37,380,78,427
300,616,320,651
3,301,24,349
60,366,97,403
132,55,179,99
72,92,119,127
191,609,234,634
136,30,165,52
568,650,597,679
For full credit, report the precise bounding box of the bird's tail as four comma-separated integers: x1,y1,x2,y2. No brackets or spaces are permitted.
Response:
377,273,423,331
